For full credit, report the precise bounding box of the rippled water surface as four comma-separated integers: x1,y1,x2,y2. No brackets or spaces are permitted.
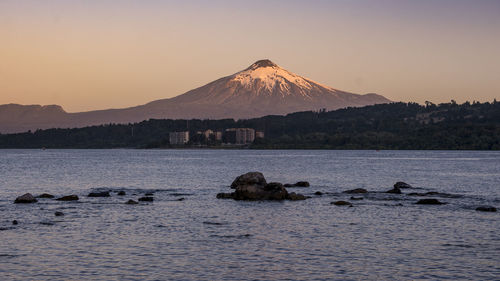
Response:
0,149,499,280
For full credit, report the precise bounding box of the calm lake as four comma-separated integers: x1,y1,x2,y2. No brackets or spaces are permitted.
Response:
1,149,499,280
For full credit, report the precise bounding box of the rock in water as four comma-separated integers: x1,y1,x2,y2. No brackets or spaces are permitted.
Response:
416,199,444,205
216,193,234,199
138,197,154,202
37,193,55,199
394,182,412,189
14,193,38,204
56,195,79,201
475,206,497,212
343,188,368,194
54,211,64,216
287,192,307,201
314,191,323,196
331,201,353,207
88,191,110,197
284,181,310,187
117,191,126,196
219,172,307,201
230,172,267,189
386,186,402,194
350,197,364,200
12,220,18,225
233,182,289,200
126,199,138,205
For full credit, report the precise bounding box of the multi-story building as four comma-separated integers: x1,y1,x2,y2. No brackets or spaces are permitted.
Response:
225,128,255,144
214,131,223,141
169,131,189,145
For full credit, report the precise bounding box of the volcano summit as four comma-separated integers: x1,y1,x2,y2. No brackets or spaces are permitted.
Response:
0,59,390,133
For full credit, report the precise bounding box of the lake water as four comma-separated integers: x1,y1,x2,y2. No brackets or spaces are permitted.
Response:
0,149,499,280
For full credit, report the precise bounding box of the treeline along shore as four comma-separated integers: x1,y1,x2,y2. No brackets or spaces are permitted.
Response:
0,101,499,150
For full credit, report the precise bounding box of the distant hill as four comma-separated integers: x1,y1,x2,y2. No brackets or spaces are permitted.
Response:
0,101,499,150
0,59,390,133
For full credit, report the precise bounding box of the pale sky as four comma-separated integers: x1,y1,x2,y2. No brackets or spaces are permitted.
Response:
1,0,499,112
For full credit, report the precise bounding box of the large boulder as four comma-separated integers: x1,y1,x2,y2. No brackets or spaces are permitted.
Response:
233,182,289,200
394,182,413,189
14,193,38,204
220,172,307,201
230,172,267,189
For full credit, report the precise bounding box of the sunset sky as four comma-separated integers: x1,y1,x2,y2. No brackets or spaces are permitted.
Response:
1,0,499,112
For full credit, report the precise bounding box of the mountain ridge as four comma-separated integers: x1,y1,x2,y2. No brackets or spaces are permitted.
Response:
0,59,391,133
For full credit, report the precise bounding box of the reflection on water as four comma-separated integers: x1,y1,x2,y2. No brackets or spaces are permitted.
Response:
0,149,499,280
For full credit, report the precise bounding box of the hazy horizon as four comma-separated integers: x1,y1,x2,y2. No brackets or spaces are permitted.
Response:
1,0,499,112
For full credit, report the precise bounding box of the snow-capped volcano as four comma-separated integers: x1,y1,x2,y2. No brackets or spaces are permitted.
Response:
0,59,391,133
155,59,390,118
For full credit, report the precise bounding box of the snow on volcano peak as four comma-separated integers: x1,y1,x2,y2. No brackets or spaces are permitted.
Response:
231,60,320,93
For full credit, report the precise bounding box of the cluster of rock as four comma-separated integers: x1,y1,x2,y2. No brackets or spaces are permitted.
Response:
14,193,81,203
13,190,160,206
330,182,497,211
217,172,309,201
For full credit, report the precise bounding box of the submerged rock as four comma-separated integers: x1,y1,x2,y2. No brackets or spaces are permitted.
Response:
331,201,353,207
314,191,323,196
350,196,364,200
37,193,55,199
54,211,64,216
394,182,412,189
12,220,18,225
230,172,267,189
343,188,368,194
56,195,79,201
117,191,126,196
138,196,154,202
14,193,38,204
415,199,445,205
386,186,402,194
407,191,463,198
475,206,497,212
88,191,110,197
126,199,139,205
145,193,154,196
177,198,185,201
216,192,234,199
294,181,310,187
287,192,307,201
285,181,310,187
